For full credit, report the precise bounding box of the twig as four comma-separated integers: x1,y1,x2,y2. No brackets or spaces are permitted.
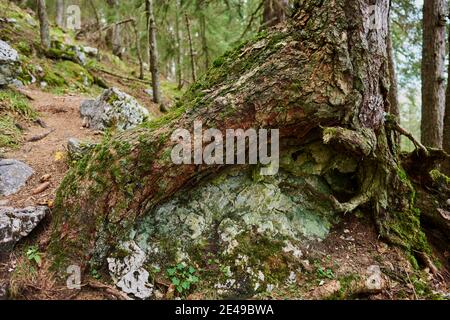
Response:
86,280,132,300
27,129,55,142
405,271,418,300
90,67,151,85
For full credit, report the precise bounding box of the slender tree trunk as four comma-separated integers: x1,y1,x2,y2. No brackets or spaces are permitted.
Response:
185,14,196,82
146,0,162,105
175,0,183,89
132,20,144,80
199,12,209,71
88,0,102,43
421,0,446,148
262,0,288,28
37,0,50,50
55,0,64,28
387,20,400,144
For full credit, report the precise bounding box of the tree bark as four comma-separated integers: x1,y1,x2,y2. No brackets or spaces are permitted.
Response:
146,0,162,104
37,0,50,50
185,14,196,83
50,0,436,270
55,0,64,28
421,0,446,148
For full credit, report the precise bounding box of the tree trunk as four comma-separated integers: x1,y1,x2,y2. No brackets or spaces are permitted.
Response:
421,0,446,148
387,19,400,145
442,11,450,175
262,0,288,28
146,0,161,105
55,0,64,28
131,20,144,80
175,0,183,89
50,0,437,273
37,0,50,50
185,14,196,83
199,12,209,71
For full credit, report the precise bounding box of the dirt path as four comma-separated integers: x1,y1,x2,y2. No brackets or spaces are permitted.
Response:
2,89,100,208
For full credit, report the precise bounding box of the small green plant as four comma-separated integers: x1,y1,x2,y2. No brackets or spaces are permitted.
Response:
26,246,42,266
91,269,101,279
316,267,335,279
166,263,199,294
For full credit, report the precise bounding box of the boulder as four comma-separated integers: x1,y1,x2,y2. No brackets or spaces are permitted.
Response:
0,159,34,196
102,167,339,298
80,88,152,131
0,206,48,252
67,138,97,162
0,40,20,86
82,46,98,57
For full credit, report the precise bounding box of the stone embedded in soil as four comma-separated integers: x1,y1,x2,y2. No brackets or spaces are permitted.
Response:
0,159,34,196
67,138,97,162
80,87,152,131
0,40,20,86
0,206,48,252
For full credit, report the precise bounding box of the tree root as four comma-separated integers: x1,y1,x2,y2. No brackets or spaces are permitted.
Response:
392,122,429,155
85,280,131,300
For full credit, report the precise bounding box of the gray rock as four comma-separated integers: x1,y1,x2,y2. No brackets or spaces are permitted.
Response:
82,46,98,57
0,40,20,86
80,88,152,131
0,159,34,196
0,280,8,300
0,206,48,252
67,138,97,162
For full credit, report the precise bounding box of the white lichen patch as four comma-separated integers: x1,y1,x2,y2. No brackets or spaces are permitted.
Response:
107,241,154,299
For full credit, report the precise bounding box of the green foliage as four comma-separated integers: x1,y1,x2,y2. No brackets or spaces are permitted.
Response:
0,89,37,120
0,115,22,147
26,246,42,266
166,263,200,294
316,266,335,280
0,89,36,147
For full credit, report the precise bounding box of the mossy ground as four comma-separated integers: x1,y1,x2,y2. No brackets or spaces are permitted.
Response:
0,89,37,148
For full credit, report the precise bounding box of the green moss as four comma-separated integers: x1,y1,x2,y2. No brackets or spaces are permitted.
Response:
0,89,37,120
15,41,32,56
0,115,22,148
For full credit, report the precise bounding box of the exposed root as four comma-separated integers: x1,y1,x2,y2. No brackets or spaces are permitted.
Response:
393,123,429,156
85,280,132,300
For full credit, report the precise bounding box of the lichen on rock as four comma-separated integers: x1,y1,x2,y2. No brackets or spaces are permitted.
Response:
80,87,152,131
102,164,342,298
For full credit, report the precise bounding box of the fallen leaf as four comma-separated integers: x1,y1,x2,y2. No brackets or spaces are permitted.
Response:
54,151,65,161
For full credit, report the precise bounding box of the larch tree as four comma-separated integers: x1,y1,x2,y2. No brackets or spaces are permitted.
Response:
421,0,446,148
37,0,50,50
49,0,448,280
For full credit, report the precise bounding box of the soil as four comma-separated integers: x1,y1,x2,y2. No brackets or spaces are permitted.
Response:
1,88,101,208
